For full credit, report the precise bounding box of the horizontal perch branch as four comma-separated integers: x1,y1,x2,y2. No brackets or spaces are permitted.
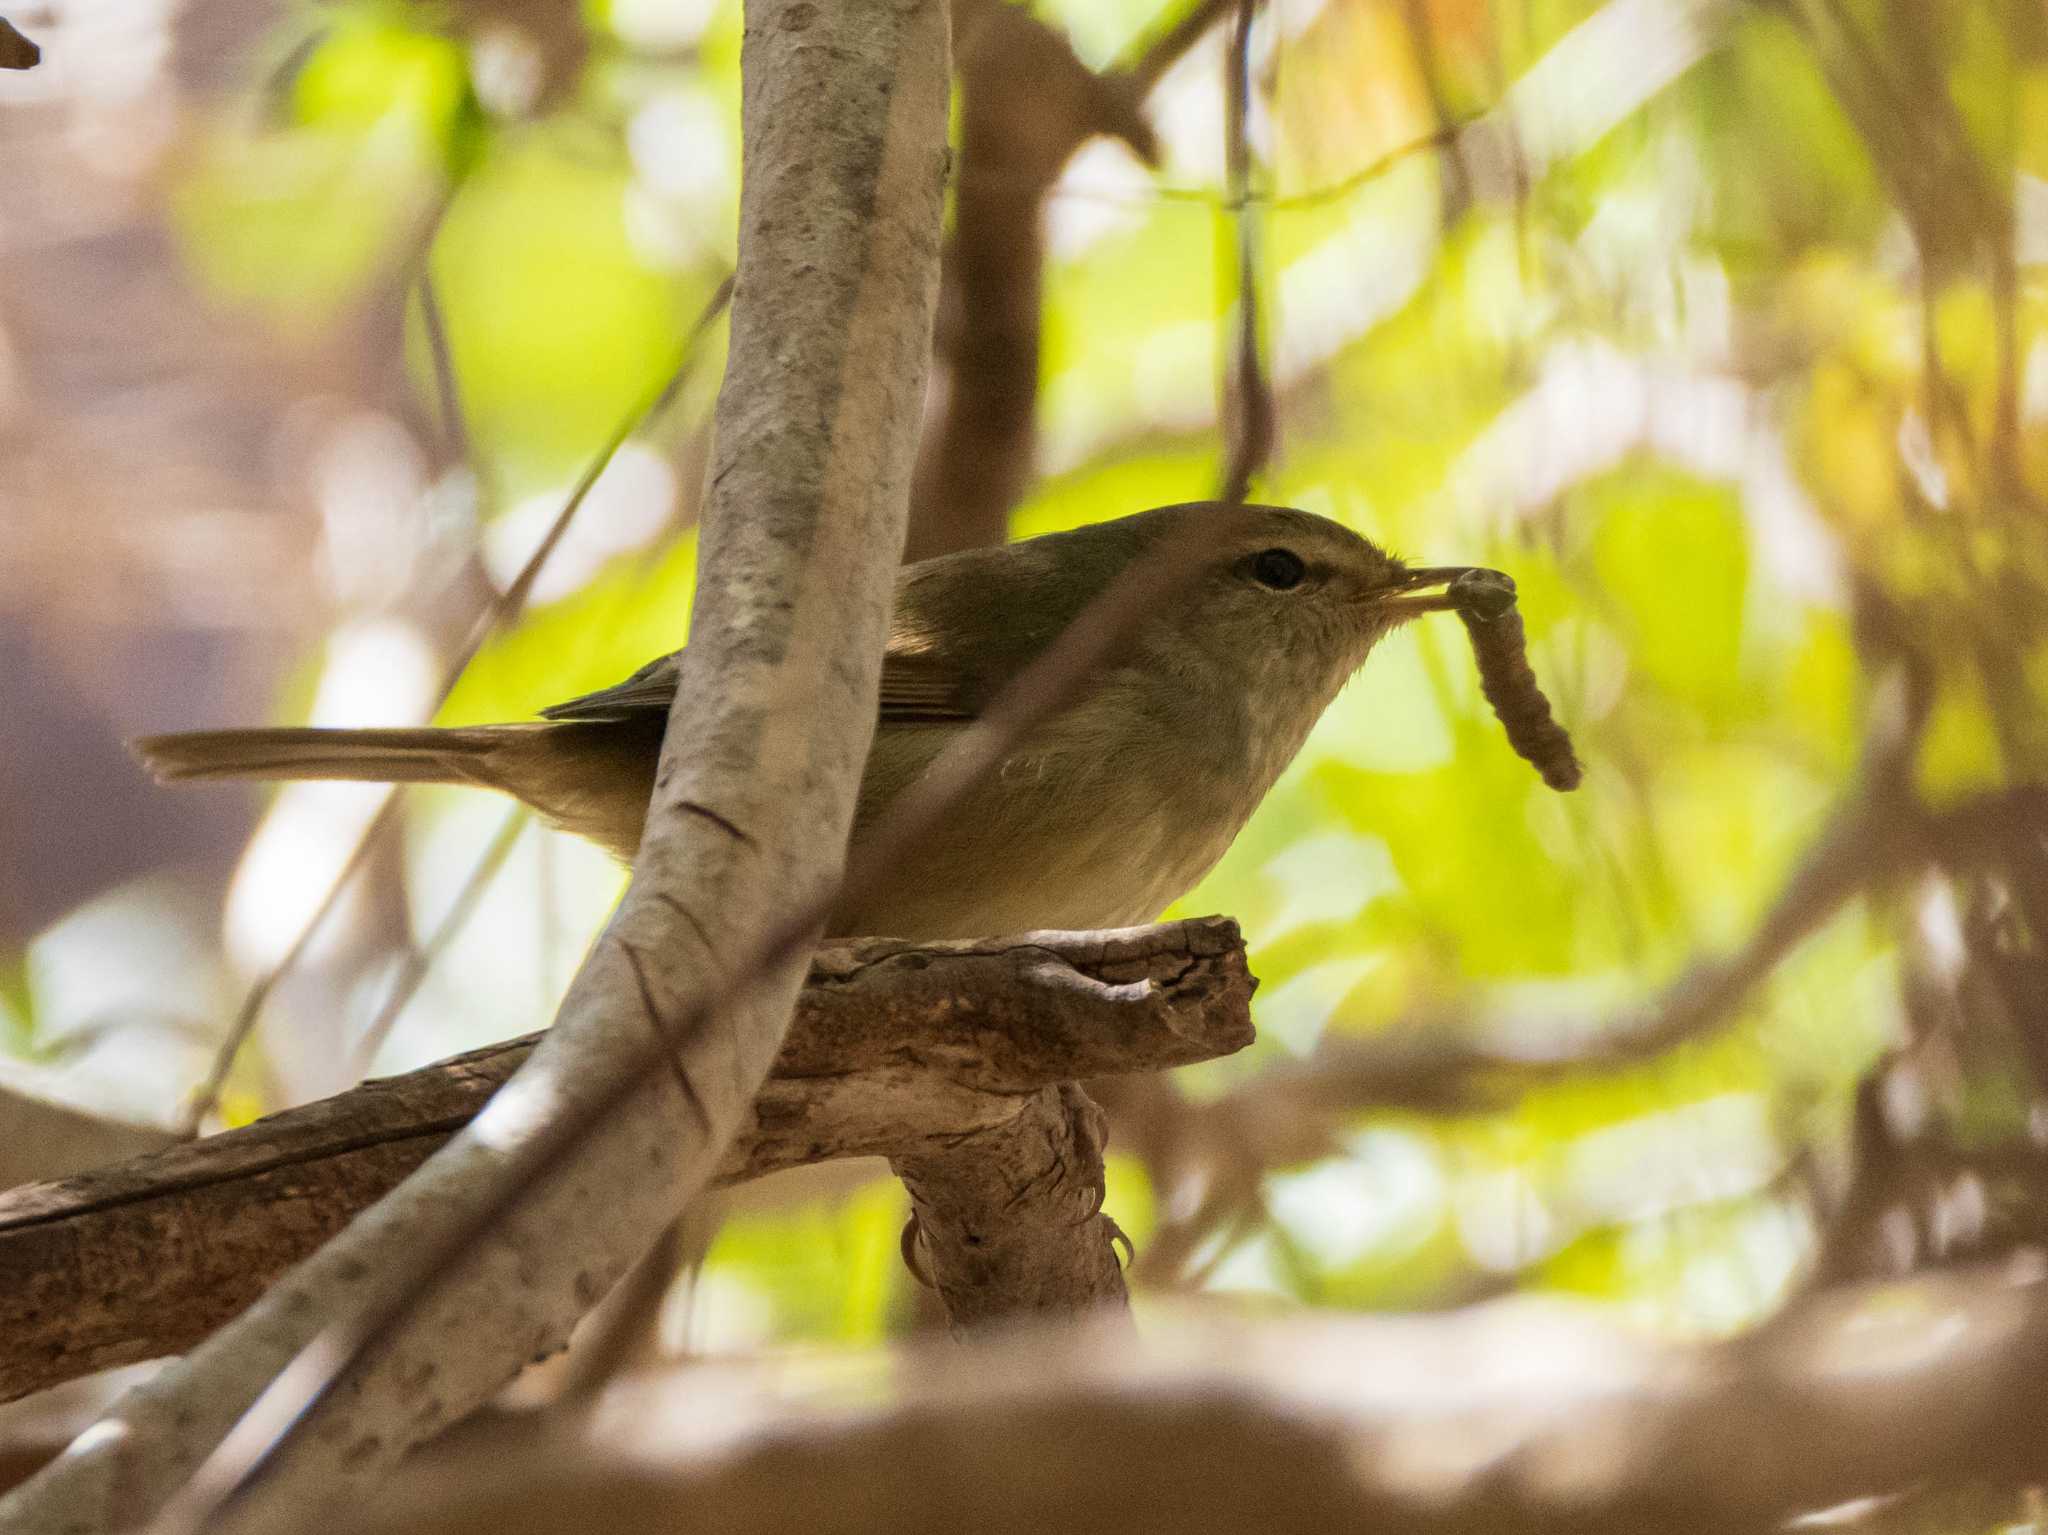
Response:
0,919,1252,1404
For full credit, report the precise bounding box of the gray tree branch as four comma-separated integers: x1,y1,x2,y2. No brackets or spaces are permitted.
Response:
0,920,1252,1402
0,2,950,1528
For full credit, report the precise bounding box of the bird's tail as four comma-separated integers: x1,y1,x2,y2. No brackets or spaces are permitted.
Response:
130,726,522,786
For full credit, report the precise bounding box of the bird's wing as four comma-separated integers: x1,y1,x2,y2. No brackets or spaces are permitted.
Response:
538,641,988,725
874,649,987,721
540,525,1141,727
539,652,685,722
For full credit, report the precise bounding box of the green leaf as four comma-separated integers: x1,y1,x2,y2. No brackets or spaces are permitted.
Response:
1916,668,2007,804
1010,448,1214,542
1589,467,1750,712
702,1177,907,1346
440,529,699,725
290,15,471,138
425,128,713,491
172,12,474,325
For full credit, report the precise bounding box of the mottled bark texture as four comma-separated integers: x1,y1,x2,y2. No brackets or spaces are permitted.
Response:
0,2,949,1529
0,921,1252,1400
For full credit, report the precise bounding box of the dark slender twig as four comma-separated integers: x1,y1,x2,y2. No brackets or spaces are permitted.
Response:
1216,0,1272,505
1396,0,1470,222
177,801,405,1138
1254,125,1473,210
491,274,734,635
347,808,530,1076
1117,0,1236,95
176,277,736,1137
963,120,1467,214
416,271,471,470
178,260,480,1137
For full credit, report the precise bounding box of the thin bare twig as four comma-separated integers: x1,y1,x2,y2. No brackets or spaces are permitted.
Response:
177,799,406,1138
956,120,1465,213
1117,0,1236,95
347,808,530,1076
1396,0,1471,223
553,1213,694,1400
416,271,471,471
176,277,734,1136
1217,0,1273,505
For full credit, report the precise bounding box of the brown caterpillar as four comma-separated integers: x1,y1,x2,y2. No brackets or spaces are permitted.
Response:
1447,569,1583,792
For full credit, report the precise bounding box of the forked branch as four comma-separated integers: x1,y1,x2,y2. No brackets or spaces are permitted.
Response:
0,922,1252,1402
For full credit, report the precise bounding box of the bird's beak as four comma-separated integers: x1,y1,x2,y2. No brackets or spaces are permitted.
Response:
1370,565,1511,621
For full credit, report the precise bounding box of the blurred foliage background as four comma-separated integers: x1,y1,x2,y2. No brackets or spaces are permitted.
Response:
3,0,2046,1444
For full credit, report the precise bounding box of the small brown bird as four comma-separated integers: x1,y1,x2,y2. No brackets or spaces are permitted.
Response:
137,503,1565,940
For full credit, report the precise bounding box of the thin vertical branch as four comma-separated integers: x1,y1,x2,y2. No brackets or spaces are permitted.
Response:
0,5,950,1529
1118,0,1236,94
1987,0,2025,501
347,808,530,1075
176,278,733,1135
1397,0,1472,224
1217,0,1273,505
416,270,472,471
178,799,403,1136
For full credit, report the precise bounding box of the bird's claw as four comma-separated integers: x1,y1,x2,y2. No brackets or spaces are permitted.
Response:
1103,1214,1134,1269
899,1211,936,1290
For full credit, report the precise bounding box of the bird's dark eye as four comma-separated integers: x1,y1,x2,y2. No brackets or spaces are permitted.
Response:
1251,548,1307,590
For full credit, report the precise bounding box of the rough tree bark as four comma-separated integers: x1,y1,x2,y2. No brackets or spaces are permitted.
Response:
895,1083,1132,1324
0,921,1254,1401
0,1,949,1529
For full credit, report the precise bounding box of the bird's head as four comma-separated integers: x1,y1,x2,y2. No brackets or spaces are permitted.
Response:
1107,502,1489,702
